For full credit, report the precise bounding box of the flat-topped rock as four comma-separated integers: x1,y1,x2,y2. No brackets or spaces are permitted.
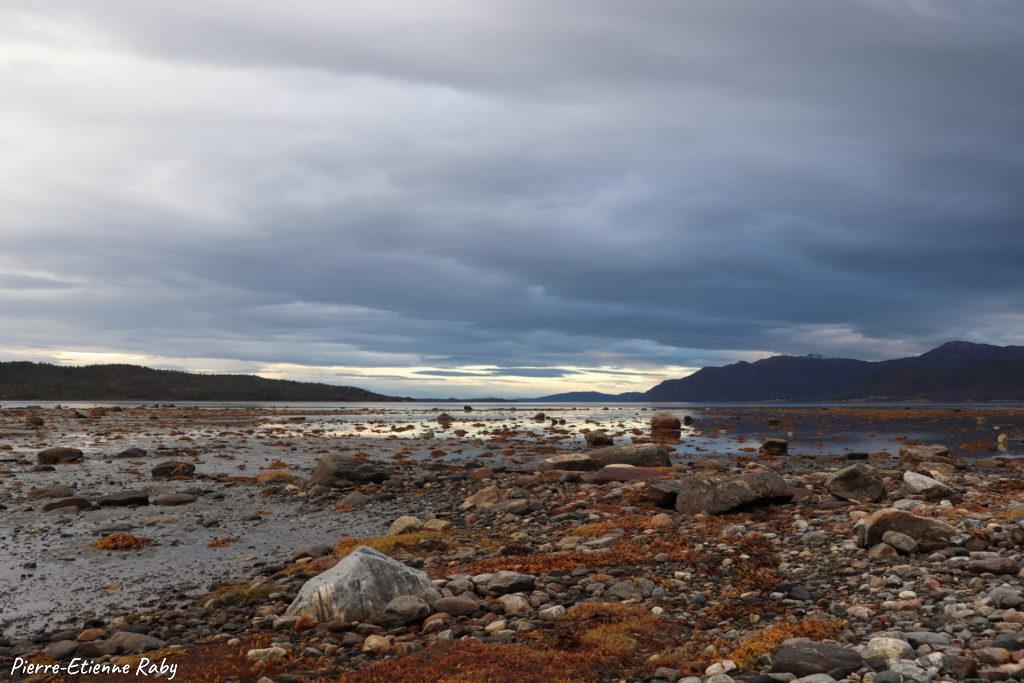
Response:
674,469,793,515
536,453,598,472
587,443,672,468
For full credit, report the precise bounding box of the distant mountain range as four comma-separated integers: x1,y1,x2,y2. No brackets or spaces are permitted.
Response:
0,362,406,402
532,391,645,402
4,341,1022,403
536,341,1024,402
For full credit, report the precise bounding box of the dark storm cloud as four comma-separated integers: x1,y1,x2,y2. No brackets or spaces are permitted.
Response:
1,0,1023,395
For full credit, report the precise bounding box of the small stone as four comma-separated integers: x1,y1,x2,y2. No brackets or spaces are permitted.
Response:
361,635,391,654
387,515,423,535
247,646,288,662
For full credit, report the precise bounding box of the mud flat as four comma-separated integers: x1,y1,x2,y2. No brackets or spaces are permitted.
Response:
1,403,1022,681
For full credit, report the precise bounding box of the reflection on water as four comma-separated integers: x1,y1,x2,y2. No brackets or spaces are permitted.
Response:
4,401,1021,461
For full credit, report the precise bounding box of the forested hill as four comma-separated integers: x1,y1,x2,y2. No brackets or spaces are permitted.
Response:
0,362,404,401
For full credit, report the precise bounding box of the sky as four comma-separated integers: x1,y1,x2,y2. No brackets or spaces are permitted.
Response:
1,1,1023,398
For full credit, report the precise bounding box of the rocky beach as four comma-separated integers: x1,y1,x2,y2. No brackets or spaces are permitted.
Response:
0,403,1021,681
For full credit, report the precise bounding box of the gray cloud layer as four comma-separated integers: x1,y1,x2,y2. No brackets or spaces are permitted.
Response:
1,1,1023,395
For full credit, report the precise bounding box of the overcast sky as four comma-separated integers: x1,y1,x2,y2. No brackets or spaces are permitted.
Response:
1,1,1022,397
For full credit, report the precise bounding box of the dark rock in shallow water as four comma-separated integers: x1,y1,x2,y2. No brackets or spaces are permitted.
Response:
115,447,147,459
650,412,682,432
761,437,788,455
674,469,793,515
583,430,613,448
310,453,388,487
770,639,864,677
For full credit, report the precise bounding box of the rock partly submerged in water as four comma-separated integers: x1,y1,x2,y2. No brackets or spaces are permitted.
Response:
583,430,613,448
286,546,440,624
650,412,681,432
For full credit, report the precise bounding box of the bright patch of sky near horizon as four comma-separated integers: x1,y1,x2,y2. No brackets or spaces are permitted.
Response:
0,1,1022,397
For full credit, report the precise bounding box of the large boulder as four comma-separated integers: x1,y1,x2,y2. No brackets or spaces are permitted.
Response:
584,430,613,448
310,454,388,488
286,546,440,624
37,447,84,464
674,470,793,515
826,463,886,503
587,444,672,468
650,412,682,432
761,438,788,455
858,508,955,550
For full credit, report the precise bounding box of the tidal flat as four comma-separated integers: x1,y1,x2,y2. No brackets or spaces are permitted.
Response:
1,403,1022,681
